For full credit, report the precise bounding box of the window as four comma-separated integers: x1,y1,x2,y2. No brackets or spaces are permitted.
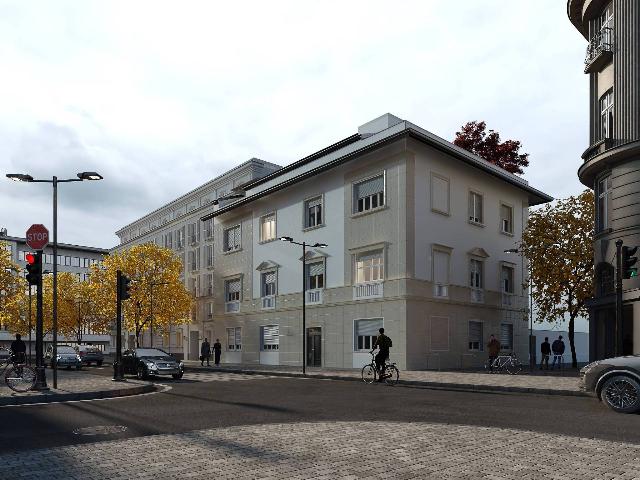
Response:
597,263,615,296
470,259,483,302
431,173,450,215
206,302,213,318
306,261,324,290
260,213,276,242
227,327,242,351
501,265,514,294
432,249,450,298
176,227,185,249
18,251,25,261
225,278,241,312
600,89,614,140
355,250,384,284
468,191,483,224
354,174,384,213
205,244,214,268
163,232,173,249
597,175,612,232
188,250,199,272
71,257,80,267
206,273,213,296
500,323,513,351
188,223,199,244
223,225,241,252
204,219,214,240
354,318,382,351
176,329,183,347
468,321,483,351
430,316,449,351
189,277,197,297
500,204,513,234
305,196,323,228
44,254,53,264
261,271,277,297
83,258,90,268
261,325,279,350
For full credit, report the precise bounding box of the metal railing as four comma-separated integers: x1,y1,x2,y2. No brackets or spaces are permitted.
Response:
433,284,448,298
225,301,240,313
470,288,484,303
585,27,613,69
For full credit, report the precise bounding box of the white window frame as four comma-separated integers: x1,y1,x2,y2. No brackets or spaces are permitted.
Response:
430,172,450,216
432,246,451,298
227,327,242,351
600,89,614,141
353,172,385,214
468,320,484,351
500,203,514,235
223,224,241,252
205,244,214,268
355,250,384,284
306,260,325,290
597,175,612,232
469,258,484,303
468,190,484,225
204,219,214,240
261,270,277,309
224,277,242,313
353,318,383,352
259,213,277,243
304,195,324,229
260,325,279,351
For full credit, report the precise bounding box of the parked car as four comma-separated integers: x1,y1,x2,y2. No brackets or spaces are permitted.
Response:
45,345,82,370
580,355,640,413
121,348,184,380
75,345,104,366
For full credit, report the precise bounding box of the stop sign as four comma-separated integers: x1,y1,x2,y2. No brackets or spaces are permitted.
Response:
26,224,49,250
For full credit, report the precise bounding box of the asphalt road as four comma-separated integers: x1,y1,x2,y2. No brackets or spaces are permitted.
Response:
1,368,638,453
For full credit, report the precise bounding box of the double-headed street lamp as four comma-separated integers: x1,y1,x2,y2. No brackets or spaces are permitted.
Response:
7,171,103,388
279,236,327,375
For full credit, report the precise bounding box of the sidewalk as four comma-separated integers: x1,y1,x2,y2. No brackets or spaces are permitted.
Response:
183,361,585,396
0,368,154,406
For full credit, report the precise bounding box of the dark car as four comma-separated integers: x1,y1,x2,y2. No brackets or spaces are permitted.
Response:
45,345,82,370
75,345,104,366
580,355,640,413
122,348,184,380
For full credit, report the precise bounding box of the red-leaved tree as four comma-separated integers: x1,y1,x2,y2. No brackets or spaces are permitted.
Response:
453,121,530,174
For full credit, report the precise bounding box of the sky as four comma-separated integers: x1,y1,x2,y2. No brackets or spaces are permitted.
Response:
0,1,590,331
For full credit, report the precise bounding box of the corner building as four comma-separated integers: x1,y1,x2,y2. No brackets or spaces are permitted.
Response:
568,1,640,360
203,114,552,370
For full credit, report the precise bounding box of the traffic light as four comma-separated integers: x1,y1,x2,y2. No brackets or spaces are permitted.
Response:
118,274,132,301
622,246,638,279
25,252,41,286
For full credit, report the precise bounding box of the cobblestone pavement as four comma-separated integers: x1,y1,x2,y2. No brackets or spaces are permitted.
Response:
183,361,581,393
180,371,275,383
2,421,639,479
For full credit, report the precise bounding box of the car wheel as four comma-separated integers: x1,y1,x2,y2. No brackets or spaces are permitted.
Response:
601,375,640,413
76,365,82,370
172,372,183,380
136,365,148,380
97,361,103,367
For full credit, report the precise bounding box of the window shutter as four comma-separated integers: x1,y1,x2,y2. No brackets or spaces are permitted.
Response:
356,176,384,199
264,271,276,285
432,175,449,213
235,328,241,345
433,251,449,284
308,262,324,277
500,324,513,350
262,325,279,345
469,321,482,343
355,318,383,337
307,197,322,208
227,329,235,347
228,279,240,293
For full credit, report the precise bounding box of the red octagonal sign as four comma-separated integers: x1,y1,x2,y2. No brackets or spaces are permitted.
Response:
26,224,49,250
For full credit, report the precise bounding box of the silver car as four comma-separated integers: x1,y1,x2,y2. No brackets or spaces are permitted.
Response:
45,345,82,370
580,355,640,413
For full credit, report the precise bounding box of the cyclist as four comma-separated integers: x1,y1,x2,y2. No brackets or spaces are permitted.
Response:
10,334,26,364
371,328,392,382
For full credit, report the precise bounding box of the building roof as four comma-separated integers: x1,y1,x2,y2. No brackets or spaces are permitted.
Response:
202,114,553,221
0,234,109,254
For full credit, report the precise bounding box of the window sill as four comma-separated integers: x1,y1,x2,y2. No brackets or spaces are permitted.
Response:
222,248,243,255
500,230,514,237
303,223,326,233
351,205,388,219
258,238,278,245
431,208,450,217
468,220,485,228
594,228,613,240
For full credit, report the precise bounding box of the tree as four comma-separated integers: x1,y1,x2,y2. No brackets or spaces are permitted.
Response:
453,121,530,174
72,280,111,344
0,241,27,333
41,272,79,338
90,243,192,347
520,190,594,368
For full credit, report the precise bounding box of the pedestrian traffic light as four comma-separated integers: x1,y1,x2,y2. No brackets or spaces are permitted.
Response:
622,246,638,279
119,274,132,301
25,251,41,286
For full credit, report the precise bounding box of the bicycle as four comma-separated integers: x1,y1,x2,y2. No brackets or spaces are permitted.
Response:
0,348,37,392
361,351,400,385
484,352,522,375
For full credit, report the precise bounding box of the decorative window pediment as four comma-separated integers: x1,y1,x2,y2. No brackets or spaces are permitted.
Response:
467,247,490,258
299,250,329,261
256,260,280,271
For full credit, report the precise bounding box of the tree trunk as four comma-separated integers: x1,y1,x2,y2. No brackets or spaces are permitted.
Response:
568,314,578,369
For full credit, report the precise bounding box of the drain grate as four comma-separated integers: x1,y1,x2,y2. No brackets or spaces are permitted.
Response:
73,425,128,436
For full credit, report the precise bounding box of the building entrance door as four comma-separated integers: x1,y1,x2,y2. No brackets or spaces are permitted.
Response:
306,327,321,367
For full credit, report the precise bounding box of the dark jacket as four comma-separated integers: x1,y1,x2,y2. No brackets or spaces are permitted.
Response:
374,334,392,353
10,339,26,354
201,341,211,356
487,338,501,356
552,340,565,355
541,341,551,355
213,341,222,353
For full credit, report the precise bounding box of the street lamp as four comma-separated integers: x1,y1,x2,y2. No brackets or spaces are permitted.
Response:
279,236,327,375
504,247,534,371
6,171,103,388
149,281,169,348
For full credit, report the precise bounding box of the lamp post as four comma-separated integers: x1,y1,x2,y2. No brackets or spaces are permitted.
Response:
505,247,534,371
149,281,169,348
279,236,327,375
7,171,103,388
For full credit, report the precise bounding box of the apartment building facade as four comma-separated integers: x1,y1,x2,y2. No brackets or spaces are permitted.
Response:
568,0,640,360
0,228,109,350
113,159,281,360
203,114,552,370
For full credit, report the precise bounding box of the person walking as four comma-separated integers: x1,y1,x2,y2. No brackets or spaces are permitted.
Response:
540,337,551,370
551,335,565,370
213,338,222,366
200,338,211,367
487,334,501,373
10,334,26,364
372,328,392,382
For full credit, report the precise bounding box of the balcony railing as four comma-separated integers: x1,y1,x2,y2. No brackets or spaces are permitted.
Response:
433,284,448,298
502,293,514,306
353,281,384,300
261,296,275,309
585,27,613,73
225,301,240,313
470,288,484,303
306,289,323,305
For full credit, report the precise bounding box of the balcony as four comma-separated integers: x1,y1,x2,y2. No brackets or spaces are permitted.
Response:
584,27,613,73
433,284,448,298
306,289,323,305
470,288,484,303
502,293,514,306
225,301,240,313
261,296,275,310
353,281,384,300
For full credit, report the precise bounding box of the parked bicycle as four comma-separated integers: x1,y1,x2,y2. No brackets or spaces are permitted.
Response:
361,351,400,385
484,352,522,375
0,348,37,392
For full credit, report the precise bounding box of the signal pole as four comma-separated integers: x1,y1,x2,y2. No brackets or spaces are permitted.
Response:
615,240,623,356
34,251,48,390
113,270,125,381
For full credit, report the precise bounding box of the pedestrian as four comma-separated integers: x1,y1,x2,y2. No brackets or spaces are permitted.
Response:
10,333,26,364
540,337,551,370
487,334,500,372
213,338,222,366
200,338,211,367
372,328,392,382
551,335,565,370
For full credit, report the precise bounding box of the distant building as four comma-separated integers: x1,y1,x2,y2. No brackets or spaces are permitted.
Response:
568,1,640,360
533,329,589,365
0,229,109,350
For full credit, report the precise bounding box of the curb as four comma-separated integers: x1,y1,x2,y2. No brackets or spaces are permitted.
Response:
0,383,155,407
184,365,588,397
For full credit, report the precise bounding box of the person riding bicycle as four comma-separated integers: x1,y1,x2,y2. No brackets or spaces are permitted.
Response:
371,328,392,382
10,334,26,364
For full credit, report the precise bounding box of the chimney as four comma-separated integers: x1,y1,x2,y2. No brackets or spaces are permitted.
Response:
358,113,403,137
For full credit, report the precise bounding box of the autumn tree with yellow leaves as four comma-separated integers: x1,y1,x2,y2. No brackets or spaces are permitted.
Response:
520,190,595,369
0,241,27,332
90,243,192,347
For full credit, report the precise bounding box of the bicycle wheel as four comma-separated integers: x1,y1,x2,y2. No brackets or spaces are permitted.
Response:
361,364,376,384
506,359,522,375
384,365,399,385
5,365,37,392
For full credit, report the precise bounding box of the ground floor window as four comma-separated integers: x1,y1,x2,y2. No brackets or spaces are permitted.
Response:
354,318,383,351
261,325,279,351
500,323,513,351
226,327,242,351
468,321,483,351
